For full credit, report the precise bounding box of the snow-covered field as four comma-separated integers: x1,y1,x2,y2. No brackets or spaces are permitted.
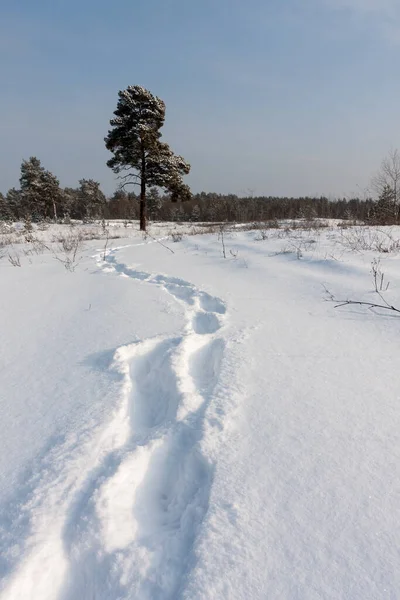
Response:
1,221,400,599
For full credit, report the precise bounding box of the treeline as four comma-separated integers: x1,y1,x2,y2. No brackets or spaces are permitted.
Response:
0,156,376,223
68,189,379,224
158,193,375,223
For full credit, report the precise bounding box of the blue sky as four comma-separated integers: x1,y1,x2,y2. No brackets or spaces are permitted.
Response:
2,0,400,197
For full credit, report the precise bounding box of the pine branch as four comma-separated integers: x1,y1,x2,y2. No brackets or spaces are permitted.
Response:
120,181,141,190
117,172,141,189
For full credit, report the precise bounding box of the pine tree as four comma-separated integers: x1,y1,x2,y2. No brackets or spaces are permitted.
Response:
20,157,42,218
371,185,397,225
190,204,201,222
147,187,163,220
0,193,10,220
108,190,134,219
19,157,61,220
5,188,22,220
42,170,62,221
78,179,106,221
105,85,190,231
62,187,80,219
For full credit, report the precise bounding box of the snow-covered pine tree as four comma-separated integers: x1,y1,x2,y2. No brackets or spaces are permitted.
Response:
62,187,80,220
42,170,62,221
5,188,22,220
20,157,43,219
78,179,106,221
0,193,10,221
19,157,61,220
105,85,191,231
170,182,192,203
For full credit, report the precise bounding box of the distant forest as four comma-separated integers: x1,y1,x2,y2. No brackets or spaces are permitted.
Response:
106,190,374,223
0,157,375,224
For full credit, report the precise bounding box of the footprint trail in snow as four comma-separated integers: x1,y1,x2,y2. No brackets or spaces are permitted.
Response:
0,247,227,600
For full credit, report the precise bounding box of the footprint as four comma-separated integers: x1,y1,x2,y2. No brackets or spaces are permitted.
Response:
130,426,213,599
192,312,221,335
190,338,225,397
103,253,227,319
153,275,192,288
199,292,226,315
95,439,163,555
129,338,182,433
164,283,196,305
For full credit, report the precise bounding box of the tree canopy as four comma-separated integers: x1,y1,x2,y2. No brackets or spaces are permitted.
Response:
105,85,191,230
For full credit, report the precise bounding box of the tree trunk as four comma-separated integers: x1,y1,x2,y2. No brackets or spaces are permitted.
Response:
140,143,147,231
140,184,146,231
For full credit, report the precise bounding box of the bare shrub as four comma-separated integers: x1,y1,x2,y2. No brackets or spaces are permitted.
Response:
60,232,83,253
371,258,390,292
302,218,329,231
255,228,269,241
375,234,400,253
339,226,400,253
0,235,13,248
0,221,14,235
54,232,84,271
337,220,358,229
189,224,219,236
31,239,51,255
102,226,110,261
279,243,303,259
37,220,50,231
22,216,34,242
324,284,400,315
170,231,184,242
8,253,21,267
276,237,318,259
218,223,227,258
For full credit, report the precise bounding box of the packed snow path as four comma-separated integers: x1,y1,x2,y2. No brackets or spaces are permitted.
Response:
0,247,228,600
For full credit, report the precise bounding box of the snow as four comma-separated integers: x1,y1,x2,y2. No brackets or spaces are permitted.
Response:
1,222,400,599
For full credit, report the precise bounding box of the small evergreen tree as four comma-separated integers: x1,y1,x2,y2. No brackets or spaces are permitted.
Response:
371,185,397,225
105,85,191,231
372,149,400,215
